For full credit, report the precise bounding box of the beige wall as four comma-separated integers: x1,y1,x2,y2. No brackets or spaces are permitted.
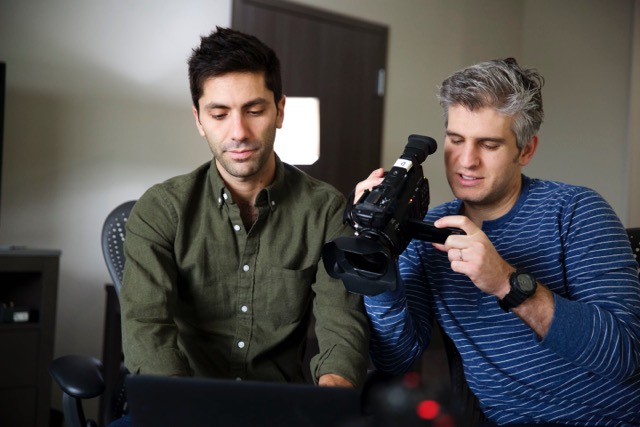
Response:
522,1,635,225
0,0,636,419
629,1,640,226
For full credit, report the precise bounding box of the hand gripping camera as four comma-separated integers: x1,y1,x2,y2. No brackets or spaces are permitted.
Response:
322,134,464,296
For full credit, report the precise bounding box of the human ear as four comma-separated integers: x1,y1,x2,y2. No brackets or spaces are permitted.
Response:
519,135,538,166
192,105,205,137
276,95,286,129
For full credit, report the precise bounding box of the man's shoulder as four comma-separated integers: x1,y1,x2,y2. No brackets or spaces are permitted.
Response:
144,162,210,196
135,162,212,213
155,162,211,191
526,177,604,205
281,162,345,201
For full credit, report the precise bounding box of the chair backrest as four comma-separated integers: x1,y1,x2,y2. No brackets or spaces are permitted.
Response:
101,200,136,295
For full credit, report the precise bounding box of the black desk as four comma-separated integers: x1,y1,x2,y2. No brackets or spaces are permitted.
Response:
0,248,61,427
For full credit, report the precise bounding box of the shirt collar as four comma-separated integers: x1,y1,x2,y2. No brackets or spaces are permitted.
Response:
208,154,287,212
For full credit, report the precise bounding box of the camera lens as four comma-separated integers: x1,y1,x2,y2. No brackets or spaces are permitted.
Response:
344,251,388,278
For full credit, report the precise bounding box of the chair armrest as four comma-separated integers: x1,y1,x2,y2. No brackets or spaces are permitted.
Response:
49,355,106,399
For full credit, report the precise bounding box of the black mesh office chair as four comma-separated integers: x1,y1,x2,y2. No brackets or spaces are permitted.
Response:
49,200,135,427
101,201,136,297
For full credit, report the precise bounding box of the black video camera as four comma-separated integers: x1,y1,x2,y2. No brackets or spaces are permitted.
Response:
322,134,464,296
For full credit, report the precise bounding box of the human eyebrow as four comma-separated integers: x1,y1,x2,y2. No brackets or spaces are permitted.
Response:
446,130,506,143
202,102,229,111
445,131,465,141
201,97,270,111
242,98,269,109
477,137,507,145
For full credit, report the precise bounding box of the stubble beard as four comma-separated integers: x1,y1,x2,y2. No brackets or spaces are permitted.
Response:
209,125,277,180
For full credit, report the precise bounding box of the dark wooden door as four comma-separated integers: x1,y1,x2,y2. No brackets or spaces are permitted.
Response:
233,0,387,196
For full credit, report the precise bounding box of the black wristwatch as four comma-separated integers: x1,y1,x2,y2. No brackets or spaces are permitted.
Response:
498,269,537,312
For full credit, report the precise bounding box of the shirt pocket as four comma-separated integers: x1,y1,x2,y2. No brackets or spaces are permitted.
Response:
262,265,315,325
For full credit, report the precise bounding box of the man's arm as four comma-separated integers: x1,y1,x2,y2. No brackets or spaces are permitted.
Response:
364,238,435,374
310,194,370,388
433,215,556,337
434,190,640,381
120,189,191,376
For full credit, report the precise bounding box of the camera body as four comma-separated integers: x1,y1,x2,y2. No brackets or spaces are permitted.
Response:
350,139,432,257
323,134,464,295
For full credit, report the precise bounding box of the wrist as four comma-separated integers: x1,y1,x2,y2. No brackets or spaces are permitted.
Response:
497,268,538,312
496,267,515,299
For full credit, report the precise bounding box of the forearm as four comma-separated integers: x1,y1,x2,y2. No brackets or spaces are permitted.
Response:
365,289,431,374
502,279,555,338
120,260,191,376
539,291,640,381
121,322,190,376
312,293,369,387
311,197,370,387
498,273,640,380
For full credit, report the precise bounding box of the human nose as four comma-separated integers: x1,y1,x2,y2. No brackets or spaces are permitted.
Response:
458,143,479,168
230,113,249,142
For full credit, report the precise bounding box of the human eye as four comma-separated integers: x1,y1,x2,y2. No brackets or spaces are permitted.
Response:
481,141,500,150
247,108,264,116
210,110,228,120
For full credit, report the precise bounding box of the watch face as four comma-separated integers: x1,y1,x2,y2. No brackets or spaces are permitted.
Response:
517,274,536,292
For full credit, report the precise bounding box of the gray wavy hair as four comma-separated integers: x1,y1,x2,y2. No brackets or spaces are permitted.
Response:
438,58,545,150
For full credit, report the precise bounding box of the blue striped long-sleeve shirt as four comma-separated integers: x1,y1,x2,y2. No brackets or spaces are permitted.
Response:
365,176,640,426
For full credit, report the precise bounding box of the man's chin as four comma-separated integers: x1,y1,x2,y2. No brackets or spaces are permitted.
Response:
452,188,485,204
217,160,258,178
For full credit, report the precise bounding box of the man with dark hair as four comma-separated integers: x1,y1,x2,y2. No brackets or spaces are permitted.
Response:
358,58,640,425
119,25,368,400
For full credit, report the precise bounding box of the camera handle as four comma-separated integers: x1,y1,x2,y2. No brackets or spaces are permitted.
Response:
405,220,465,244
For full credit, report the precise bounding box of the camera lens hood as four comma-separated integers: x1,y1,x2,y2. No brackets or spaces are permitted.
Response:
322,236,399,295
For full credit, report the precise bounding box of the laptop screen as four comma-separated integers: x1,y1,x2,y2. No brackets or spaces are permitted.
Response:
126,375,363,427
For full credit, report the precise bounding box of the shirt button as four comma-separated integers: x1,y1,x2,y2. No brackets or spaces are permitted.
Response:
218,197,222,204
243,265,250,272
241,305,248,313
223,193,229,200
235,377,242,381
234,224,241,232
238,341,245,349
271,201,276,207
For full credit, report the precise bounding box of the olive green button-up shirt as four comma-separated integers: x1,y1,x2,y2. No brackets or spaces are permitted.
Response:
120,157,369,387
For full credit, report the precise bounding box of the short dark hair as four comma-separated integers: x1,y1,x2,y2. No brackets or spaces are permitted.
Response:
438,57,545,149
188,26,283,112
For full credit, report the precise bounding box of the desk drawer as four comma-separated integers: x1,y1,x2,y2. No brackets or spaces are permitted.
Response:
0,387,37,427
0,328,39,386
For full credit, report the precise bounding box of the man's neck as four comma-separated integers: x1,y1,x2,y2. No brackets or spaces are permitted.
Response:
217,158,276,205
216,157,276,229
461,182,522,227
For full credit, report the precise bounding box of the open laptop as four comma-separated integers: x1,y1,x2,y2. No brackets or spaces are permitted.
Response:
126,374,364,427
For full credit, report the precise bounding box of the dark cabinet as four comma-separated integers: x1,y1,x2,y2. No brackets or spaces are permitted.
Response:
0,249,60,427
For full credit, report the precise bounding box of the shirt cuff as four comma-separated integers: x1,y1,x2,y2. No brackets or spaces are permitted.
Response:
132,348,192,377
539,293,593,360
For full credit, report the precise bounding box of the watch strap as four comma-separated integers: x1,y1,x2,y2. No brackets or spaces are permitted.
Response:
498,269,537,312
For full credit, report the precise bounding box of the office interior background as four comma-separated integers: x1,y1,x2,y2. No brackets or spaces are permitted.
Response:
0,0,638,420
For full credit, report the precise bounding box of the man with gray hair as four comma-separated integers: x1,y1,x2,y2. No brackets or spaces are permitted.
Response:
358,58,640,425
